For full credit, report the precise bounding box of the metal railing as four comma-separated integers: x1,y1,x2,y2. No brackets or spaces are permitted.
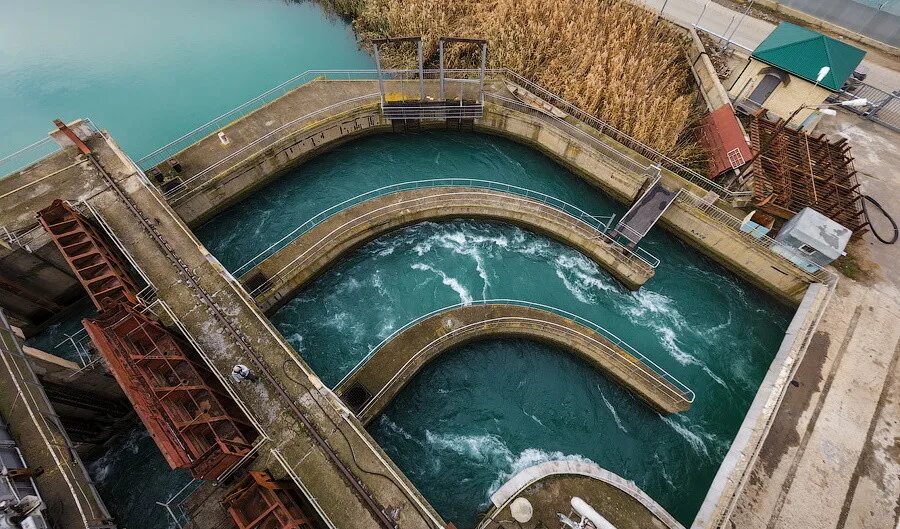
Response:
0,136,61,181
676,191,837,285
828,83,900,133
235,179,660,297
495,69,752,201
336,299,695,409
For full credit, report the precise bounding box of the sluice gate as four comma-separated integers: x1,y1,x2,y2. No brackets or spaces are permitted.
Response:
36,199,139,309
36,162,257,482
223,471,316,529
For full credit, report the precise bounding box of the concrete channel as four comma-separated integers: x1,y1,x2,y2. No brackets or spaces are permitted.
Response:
334,302,693,418
0,70,846,528
243,186,656,315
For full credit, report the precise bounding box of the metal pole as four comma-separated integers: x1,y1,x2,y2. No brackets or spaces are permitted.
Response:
658,0,669,21
695,2,708,26
374,44,385,106
439,40,445,101
726,0,755,46
479,43,487,104
417,40,425,102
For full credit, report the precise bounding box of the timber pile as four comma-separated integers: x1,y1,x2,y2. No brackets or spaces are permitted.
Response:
747,114,866,233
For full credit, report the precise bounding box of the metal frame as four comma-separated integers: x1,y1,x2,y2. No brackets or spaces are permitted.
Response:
439,37,488,103
372,36,425,105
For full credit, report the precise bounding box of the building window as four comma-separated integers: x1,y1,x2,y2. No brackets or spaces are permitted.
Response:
797,244,817,255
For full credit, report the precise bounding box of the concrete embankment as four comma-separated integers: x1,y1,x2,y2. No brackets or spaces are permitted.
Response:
85,134,443,529
245,187,655,314
0,310,115,529
334,303,692,419
149,78,816,305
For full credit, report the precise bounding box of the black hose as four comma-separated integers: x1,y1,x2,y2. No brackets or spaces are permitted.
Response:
862,194,898,245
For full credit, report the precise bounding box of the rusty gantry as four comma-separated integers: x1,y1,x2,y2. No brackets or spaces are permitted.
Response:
746,114,867,233
37,190,257,481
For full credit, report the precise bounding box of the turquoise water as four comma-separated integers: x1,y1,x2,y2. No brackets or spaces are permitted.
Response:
0,0,371,163
2,1,371,526
5,2,792,525
195,131,793,526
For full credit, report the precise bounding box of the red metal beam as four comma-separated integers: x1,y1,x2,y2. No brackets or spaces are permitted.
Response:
84,301,258,480
223,471,315,529
36,199,139,310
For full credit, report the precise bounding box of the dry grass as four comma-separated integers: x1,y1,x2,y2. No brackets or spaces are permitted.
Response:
326,0,705,162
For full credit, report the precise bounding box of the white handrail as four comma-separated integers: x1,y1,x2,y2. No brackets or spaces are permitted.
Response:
335,299,695,405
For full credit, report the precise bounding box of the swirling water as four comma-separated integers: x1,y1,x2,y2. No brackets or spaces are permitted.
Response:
195,131,793,527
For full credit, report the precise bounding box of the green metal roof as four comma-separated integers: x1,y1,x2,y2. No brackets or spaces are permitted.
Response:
751,22,865,92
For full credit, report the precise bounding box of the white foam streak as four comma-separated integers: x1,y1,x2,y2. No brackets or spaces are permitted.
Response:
600,390,628,433
411,263,474,304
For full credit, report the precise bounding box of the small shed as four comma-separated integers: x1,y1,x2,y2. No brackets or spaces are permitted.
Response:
729,23,865,128
773,207,851,272
700,104,752,179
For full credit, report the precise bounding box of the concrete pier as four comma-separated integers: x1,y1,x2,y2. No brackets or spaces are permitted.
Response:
81,133,443,529
0,309,115,528
245,187,655,315
479,459,683,529
335,303,692,419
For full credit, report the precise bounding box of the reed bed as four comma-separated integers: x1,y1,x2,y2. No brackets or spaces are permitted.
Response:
317,0,705,163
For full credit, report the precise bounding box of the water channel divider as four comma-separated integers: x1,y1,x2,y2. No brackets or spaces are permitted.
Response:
335,299,696,410
233,179,661,298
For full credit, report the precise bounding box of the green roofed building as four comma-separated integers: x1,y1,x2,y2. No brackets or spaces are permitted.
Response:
728,22,866,129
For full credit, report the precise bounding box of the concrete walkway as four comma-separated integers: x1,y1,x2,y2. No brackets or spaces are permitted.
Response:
335,303,693,421
727,279,900,529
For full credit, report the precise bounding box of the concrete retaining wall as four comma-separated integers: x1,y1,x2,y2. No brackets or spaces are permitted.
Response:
336,304,692,419
691,282,830,528
247,188,654,314
687,29,733,111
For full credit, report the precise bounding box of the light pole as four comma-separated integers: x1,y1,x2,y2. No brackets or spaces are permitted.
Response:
725,0,755,47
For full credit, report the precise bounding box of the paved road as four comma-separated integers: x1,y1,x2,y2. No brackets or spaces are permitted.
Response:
641,0,899,92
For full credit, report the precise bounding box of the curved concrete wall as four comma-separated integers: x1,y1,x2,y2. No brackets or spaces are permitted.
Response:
163,79,813,304
245,187,654,314
334,304,692,419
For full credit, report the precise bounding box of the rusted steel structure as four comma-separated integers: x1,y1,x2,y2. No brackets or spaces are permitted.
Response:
36,199,139,310
746,114,866,233
83,301,257,480
223,471,315,529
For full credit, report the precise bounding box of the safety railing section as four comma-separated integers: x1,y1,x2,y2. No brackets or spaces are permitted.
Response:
676,191,838,286
336,299,696,408
234,178,660,294
494,69,753,201
828,83,900,133
381,103,483,120
0,136,61,181
161,94,380,203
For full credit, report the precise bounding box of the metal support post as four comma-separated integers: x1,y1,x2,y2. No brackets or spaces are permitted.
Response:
439,40,445,101
417,40,425,101
374,43,385,106
479,43,487,104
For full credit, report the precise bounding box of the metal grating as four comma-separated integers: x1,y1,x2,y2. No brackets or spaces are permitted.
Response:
83,301,257,480
223,471,315,529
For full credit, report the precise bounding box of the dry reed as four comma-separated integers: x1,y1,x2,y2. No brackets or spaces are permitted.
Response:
317,0,706,163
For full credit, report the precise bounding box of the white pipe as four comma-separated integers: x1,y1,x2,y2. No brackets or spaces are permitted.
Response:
571,497,617,529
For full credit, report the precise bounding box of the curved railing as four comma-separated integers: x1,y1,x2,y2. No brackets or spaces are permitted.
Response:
235,178,660,295
335,299,696,409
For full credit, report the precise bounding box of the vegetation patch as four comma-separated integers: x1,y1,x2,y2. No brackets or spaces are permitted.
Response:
313,0,706,164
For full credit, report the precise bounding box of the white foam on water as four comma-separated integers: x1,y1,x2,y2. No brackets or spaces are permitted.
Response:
425,431,513,465
379,415,420,445
600,390,628,433
654,453,676,489
488,448,597,496
526,412,546,428
553,253,615,304
411,263,474,304
661,415,709,457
